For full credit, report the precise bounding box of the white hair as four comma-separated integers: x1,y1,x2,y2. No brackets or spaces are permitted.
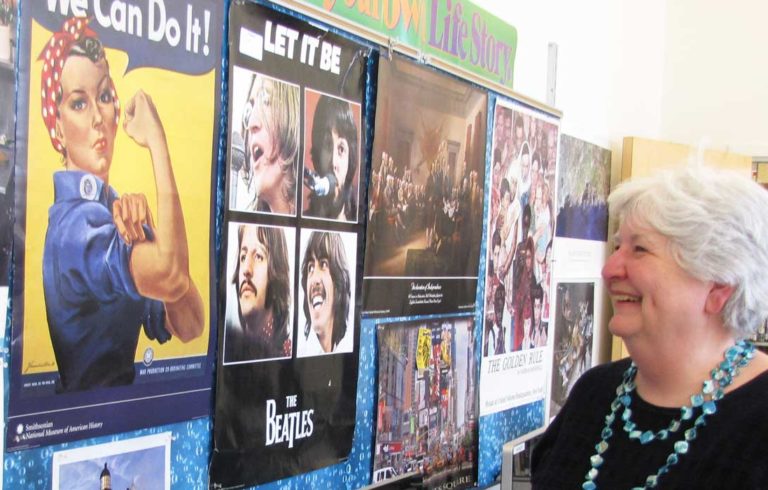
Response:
608,165,768,338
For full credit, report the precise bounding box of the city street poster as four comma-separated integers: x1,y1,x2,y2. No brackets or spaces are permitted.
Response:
363,53,487,318
209,2,368,486
8,0,221,450
374,316,478,489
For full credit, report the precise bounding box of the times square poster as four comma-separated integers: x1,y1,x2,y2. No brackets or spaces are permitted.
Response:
374,316,478,489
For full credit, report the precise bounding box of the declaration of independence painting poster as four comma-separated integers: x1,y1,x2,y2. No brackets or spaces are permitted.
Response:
363,54,486,318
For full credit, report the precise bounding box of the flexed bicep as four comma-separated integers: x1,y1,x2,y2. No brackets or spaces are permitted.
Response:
123,88,203,342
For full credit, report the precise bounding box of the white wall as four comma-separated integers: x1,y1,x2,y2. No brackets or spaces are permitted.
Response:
661,0,768,157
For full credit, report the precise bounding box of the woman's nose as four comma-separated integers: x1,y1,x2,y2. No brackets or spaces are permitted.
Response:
602,247,626,281
93,101,105,127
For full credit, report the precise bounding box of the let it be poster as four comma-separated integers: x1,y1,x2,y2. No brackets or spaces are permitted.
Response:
209,2,368,487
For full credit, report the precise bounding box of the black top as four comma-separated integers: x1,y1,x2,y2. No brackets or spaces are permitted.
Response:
532,358,768,489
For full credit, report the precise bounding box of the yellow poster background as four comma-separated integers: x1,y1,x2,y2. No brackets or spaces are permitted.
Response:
22,21,213,374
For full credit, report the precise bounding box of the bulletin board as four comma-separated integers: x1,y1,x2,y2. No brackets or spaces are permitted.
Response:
1,0,570,488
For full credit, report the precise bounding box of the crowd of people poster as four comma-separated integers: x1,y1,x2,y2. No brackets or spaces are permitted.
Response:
8,0,221,450
363,54,487,317
210,2,368,486
479,100,559,420
374,317,478,489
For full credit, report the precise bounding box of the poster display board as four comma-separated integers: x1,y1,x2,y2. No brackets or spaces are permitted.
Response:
0,90,11,286
374,316,478,489
363,53,487,318
0,286,5,484
0,0,13,287
7,0,221,451
479,99,558,418
0,0,571,488
209,2,368,486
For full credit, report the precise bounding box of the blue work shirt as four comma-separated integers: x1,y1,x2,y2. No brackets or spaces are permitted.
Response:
43,171,169,392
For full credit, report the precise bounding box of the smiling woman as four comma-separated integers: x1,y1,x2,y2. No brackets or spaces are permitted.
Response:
39,16,203,392
532,165,768,489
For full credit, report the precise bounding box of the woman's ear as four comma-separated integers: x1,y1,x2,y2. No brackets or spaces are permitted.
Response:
55,117,66,149
705,282,734,315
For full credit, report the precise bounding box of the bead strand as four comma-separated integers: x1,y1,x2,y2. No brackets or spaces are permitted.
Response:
581,340,755,490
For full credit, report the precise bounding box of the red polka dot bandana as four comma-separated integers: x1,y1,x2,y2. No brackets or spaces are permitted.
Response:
37,16,120,154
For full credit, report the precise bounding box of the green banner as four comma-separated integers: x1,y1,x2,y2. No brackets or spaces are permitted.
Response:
301,0,516,87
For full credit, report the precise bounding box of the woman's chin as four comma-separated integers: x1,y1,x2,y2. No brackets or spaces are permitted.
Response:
607,317,640,339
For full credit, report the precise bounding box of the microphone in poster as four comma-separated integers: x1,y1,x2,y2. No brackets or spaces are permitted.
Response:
230,131,246,173
303,167,337,198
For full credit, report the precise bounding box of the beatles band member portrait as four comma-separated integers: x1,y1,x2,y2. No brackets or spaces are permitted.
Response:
297,230,356,357
224,223,294,363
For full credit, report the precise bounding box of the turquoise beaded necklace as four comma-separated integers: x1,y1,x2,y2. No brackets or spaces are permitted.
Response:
582,340,755,490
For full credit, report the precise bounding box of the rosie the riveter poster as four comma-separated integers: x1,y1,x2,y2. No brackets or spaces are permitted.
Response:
8,0,221,450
